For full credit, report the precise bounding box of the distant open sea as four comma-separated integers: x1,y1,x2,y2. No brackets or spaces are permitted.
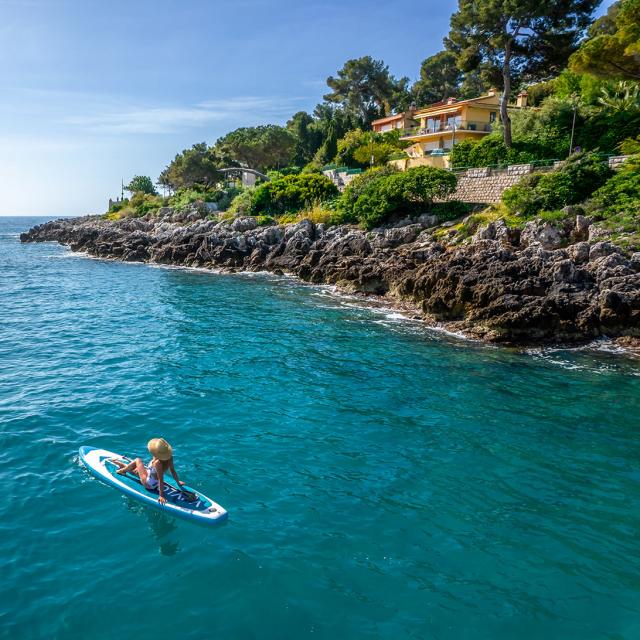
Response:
1,215,639,639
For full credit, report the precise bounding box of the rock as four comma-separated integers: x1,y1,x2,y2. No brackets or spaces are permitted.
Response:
417,214,439,228
473,222,496,242
18,209,640,345
231,217,258,232
472,220,517,245
390,217,415,228
520,221,563,249
589,241,620,261
372,225,420,249
567,242,591,265
588,224,612,242
574,215,590,241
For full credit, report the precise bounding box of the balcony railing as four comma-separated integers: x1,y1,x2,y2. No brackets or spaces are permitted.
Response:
401,121,493,138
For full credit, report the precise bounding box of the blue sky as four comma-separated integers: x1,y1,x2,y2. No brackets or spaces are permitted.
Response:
2,0,615,216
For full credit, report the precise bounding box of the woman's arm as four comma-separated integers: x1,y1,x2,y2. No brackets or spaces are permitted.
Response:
169,459,184,486
156,463,166,504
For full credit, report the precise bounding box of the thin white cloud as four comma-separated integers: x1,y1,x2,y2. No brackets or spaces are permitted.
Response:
63,106,229,135
46,96,314,134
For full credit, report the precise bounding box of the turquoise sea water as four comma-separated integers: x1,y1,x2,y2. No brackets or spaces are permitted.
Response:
1,216,639,639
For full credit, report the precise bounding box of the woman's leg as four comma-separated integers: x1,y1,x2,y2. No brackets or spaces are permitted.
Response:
134,458,149,486
113,459,134,474
115,457,149,485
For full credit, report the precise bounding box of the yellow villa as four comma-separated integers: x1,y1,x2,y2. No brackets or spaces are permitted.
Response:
387,89,528,170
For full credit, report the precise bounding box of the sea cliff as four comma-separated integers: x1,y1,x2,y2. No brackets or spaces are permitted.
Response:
21,209,640,345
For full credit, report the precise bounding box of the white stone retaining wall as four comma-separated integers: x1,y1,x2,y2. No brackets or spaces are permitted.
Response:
446,155,631,204
444,164,548,204
326,155,632,203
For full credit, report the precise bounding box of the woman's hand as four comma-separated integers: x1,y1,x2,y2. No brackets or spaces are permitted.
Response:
178,480,186,487
158,496,167,505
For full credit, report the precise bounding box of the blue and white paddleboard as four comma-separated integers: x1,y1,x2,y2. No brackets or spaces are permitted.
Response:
79,446,228,526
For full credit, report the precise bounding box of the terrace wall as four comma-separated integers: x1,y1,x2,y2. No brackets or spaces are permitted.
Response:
445,155,630,204
445,163,541,204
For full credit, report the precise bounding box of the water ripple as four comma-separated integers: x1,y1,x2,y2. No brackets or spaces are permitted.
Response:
1,217,639,639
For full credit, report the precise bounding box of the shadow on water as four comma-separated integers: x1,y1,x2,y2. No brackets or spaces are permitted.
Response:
123,497,181,556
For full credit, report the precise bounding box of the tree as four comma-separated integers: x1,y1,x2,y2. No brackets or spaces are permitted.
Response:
324,56,410,127
352,141,397,167
412,51,463,106
446,0,600,147
458,69,490,98
125,175,157,195
308,103,356,166
214,125,295,171
411,51,490,108
334,128,405,169
334,129,369,167
286,111,324,166
158,143,222,191
570,0,640,81
598,81,640,111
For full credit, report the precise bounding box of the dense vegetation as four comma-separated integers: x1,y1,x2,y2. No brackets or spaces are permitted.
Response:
502,152,613,216
249,174,339,217
107,0,638,250
585,155,640,250
334,167,458,229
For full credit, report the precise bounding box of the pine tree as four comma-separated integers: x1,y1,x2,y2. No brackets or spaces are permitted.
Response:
446,0,599,146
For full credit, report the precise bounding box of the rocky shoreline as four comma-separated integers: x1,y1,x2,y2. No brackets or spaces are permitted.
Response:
21,209,640,346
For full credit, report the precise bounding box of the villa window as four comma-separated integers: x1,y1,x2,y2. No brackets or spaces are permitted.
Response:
446,115,462,129
490,112,497,123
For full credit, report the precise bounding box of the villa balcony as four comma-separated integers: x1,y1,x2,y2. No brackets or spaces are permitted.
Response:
400,121,493,139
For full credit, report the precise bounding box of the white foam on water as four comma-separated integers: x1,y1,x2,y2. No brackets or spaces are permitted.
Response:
525,339,639,374
45,251,90,259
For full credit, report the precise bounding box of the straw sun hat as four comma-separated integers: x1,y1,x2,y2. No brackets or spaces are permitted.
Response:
147,437,173,461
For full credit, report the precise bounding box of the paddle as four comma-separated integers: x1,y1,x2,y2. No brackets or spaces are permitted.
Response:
110,456,198,503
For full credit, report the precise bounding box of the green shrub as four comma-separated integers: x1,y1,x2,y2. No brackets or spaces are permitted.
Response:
168,186,241,212
215,186,242,211
277,213,299,224
430,200,471,222
266,166,302,180
128,192,164,217
526,80,557,107
256,215,276,226
450,136,509,168
587,156,640,218
227,188,255,216
454,134,544,169
337,165,399,224
169,187,214,211
108,198,129,214
619,135,640,154
250,173,338,216
502,152,613,217
579,107,640,154
586,157,640,252
349,166,458,229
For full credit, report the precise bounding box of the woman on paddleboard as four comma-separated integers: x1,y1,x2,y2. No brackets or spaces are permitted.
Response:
112,438,185,505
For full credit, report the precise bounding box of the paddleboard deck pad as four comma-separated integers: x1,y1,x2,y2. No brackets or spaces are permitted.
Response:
79,446,227,526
